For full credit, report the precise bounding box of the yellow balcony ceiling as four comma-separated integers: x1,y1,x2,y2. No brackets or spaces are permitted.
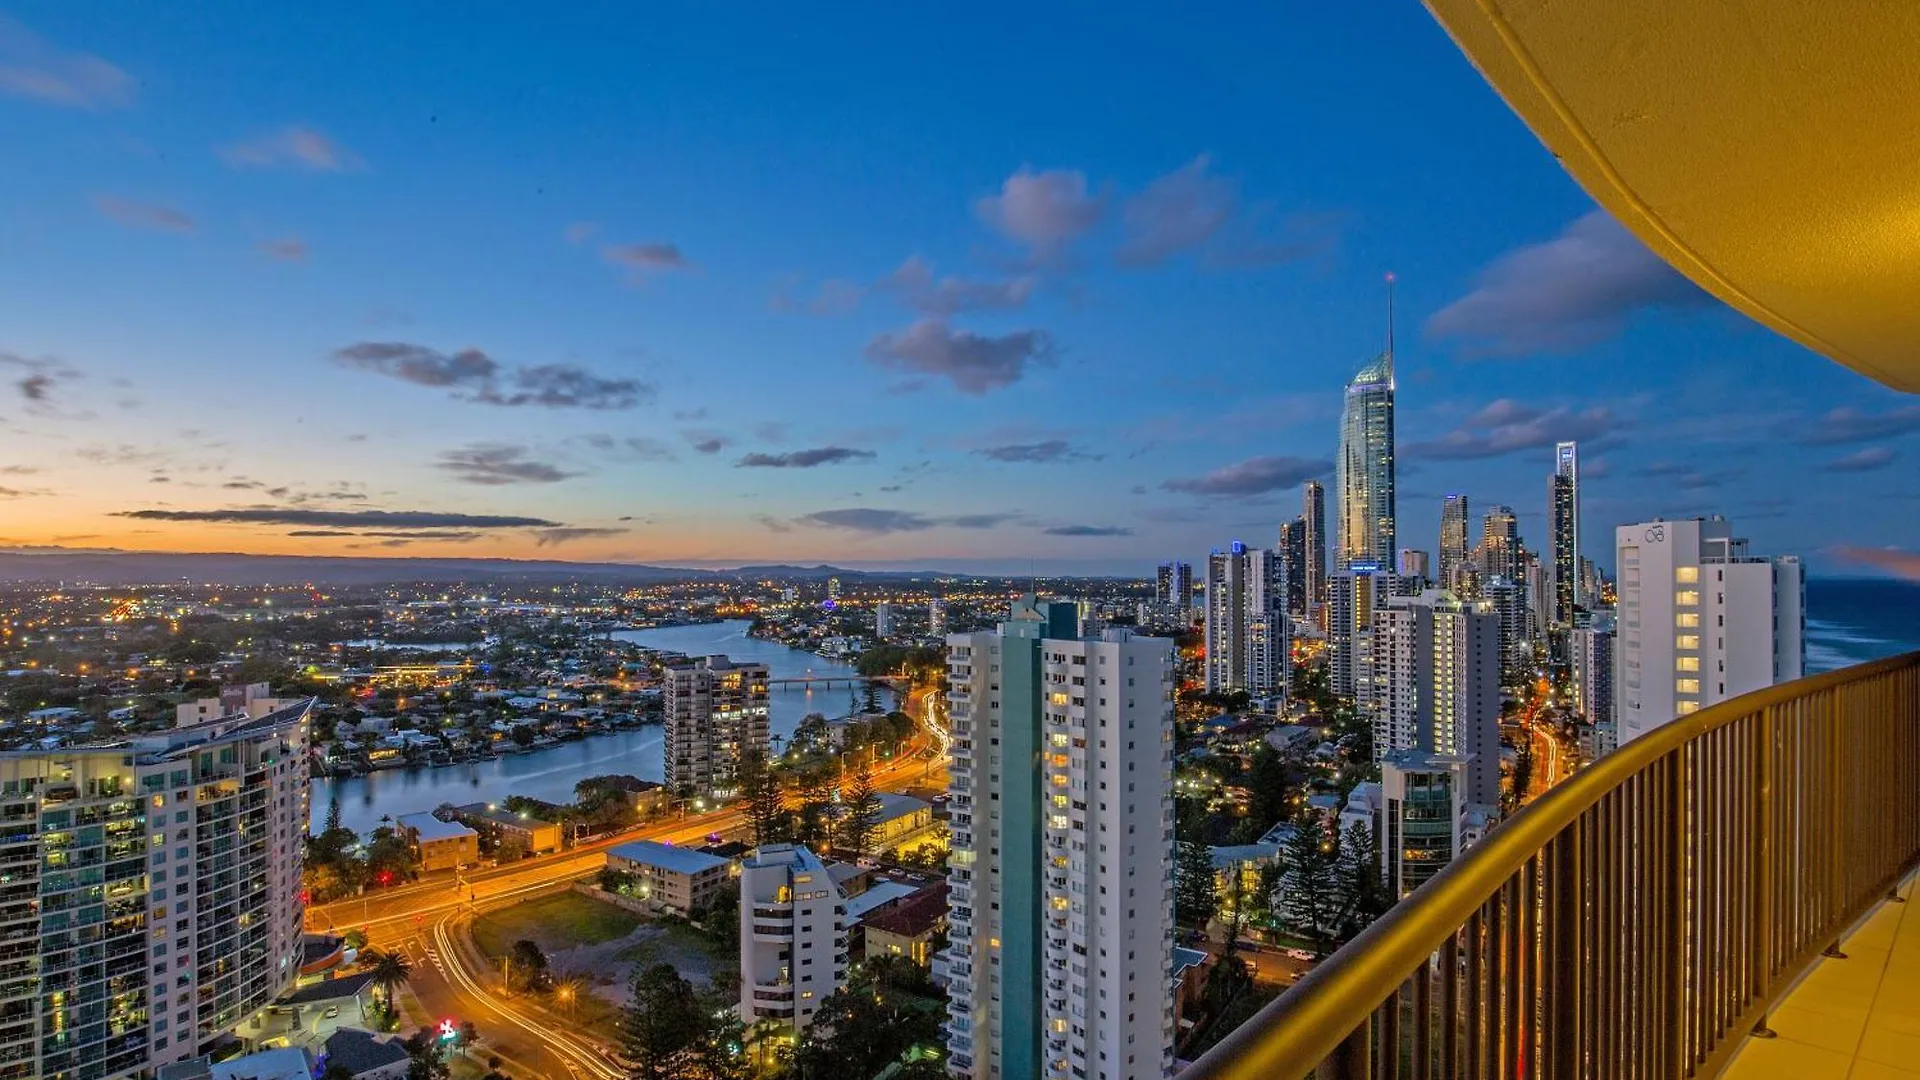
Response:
1424,0,1920,392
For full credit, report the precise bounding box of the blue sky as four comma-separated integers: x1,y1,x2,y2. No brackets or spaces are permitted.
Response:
1,3,1915,576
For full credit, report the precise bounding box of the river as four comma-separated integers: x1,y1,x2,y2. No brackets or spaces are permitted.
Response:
311,620,885,835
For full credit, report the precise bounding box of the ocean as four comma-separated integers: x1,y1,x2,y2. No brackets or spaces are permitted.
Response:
1805,578,1920,673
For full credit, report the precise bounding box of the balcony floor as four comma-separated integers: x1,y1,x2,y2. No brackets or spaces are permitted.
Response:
1726,870,1920,1079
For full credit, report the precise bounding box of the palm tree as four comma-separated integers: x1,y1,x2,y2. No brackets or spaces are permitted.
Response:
364,948,414,1014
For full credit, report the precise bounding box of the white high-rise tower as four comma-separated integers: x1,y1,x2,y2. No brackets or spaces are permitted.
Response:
1203,541,1290,696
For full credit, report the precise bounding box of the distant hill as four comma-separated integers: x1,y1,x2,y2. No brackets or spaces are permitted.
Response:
0,551,977,587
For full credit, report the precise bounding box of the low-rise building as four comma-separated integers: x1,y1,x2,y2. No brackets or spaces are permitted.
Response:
867,792,935,853
448,802,563,855
318,1028,412,1080
739,844,848,1033
858,881,949,965
606,840,738,916
396,812,479,871
157,1047,312,1080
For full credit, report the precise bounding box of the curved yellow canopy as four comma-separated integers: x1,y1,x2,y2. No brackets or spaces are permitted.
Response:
1424,0,1920,392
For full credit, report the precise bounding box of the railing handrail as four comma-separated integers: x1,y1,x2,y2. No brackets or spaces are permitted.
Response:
1187,649,1920,1079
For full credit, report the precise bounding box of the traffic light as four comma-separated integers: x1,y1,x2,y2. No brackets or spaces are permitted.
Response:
438,1019,458,1042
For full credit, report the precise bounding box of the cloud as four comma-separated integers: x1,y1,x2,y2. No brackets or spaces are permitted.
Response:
220,126,361,171
0,353,78,410
1403,400,1620,460
1426,209,1713,354
949,513,1021,529
1162,455,1331,497
1118,156,1236,266
115,508,561,529
753,514,795,534
533,527,628,547
332,342,650,410
1794,405,1920,446
972,439,1095,464
1831,546,1920,582
865,319,1054,395
583,434,676,462
564,222,599,245
94,196,193,232
259,237,308,261
286,530,357,537
737,446,876,469
798,508,937,534
878,256,1036,317
601,243,693,283
436,444,578,485
0,15,134,108
1822,446,1896,473
682,430,729,455
973,167,1104,260
1045,524,1133,537
355,530,482,543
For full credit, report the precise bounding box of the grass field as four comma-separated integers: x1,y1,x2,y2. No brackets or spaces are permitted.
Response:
615,919,737,987
471,891,644,958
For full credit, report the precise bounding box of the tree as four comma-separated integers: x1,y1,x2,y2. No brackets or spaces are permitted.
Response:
364,949,413,1013
861,679,882,715
365,825,420,885
789,972,938,1080
1279,820,1338,944
839,766,881,855
792,767,836,850
621,963,739,1080
402,1027,450,1080
324,795,343,835
735,747,785,846
1175,840,1219,928
1331,821,1389,942
507,939,549,992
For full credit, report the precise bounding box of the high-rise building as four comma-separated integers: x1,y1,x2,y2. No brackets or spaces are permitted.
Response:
1397,548,1430,585
1277,519,1308,617
1613,516,1804,745
875,602,894,639
929,599,948,635
1302,482,1327,615
1154,563,1174,606
1328,564,1394,700
1482,576,1531,684
740,844,847,1033
664,655,770,797
940,598,1176,1080
1154,561,1194,615
0,701,314,1080
1551,441,1581,624
1380,751,1470,898
1335,354,1396,571
1477,506,1520,581
1204,542,1290,696
1571,615,1616,728
1369,589,1502,807
827,577,842,602
1439,494,1470,587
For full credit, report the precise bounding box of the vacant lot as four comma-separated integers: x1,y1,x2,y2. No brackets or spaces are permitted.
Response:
471,891,643,958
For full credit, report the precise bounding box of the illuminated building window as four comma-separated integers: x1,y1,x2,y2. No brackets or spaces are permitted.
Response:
1675,590,1700,607
1677,701,1701,715
1675,567,1700,584
1675,678,1701,694
1676,634,1700,651
1676,613,1700,628
1676,657,1701,672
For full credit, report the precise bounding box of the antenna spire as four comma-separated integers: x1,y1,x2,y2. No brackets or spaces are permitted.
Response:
1385,271,1396,357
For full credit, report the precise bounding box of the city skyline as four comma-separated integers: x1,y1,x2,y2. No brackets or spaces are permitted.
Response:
3,6,1918,579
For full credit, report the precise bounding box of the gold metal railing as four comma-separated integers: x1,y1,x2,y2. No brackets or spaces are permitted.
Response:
1186,651,1920,1080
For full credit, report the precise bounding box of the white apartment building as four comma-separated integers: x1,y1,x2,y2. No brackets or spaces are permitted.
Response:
0,700,313,1080
664,656,770,798
940,598,1176,1080
739,844,846,1033
1203,541,1290,696
1570,615,1616,728
875,602,894,639
1370,590,1503,808
1379,752,1469,898
1328,565,1393,701
1614,517,1805,745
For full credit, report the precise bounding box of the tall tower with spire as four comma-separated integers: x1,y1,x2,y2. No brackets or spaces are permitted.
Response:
1335,276,1399,570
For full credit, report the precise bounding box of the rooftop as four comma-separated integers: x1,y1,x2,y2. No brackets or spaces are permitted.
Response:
608,839,733,876
321,1028,411,1077
844,879,922,922
396,811,477,842
279,970,374,1006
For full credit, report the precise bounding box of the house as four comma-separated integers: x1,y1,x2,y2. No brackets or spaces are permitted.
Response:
318,1028,411,1080
1208,841,1285,900
869,793,935,852
605,840,738,916
449,802,563,855
396,812,479,872
857,881,949,965
1264,724,1320,754
157,1046,312,1080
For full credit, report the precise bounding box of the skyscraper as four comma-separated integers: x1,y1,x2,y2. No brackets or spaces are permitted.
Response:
1328,564,1394,700
875,602,894,638
1277,518,1308,617
665,655,771,797
0,700,315,1080
1550,441,1581,624
1303,481,1327,614
929,598,948,635
1380,752,1470,898
940,598,1176,1080
1335,348,1396,570
1204,541,1290,696
1439,494,1470,587
1613,516,1805,745
1397,548,1430,585
1155,560,1194,614
1478,506,1520,581
1570,614,1616,729
1482,575,1531,684
1369,589,1503,807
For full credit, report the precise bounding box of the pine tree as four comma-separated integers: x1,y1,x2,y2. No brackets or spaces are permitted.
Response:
735,748,785,846
1280,819,1337,944
324,795,342,836
1175,840,1219,928
1332,820,1388,941
840,767,881,855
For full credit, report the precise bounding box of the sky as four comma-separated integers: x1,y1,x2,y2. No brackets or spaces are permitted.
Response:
2,3,1916,578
